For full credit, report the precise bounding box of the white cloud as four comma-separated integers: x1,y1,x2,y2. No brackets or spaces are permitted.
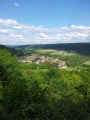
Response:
39,33,49,39
14,2,20,7
70,25,90,30
9,33,24,39
0,19,18,25
0,18,90,45
0,29,12,33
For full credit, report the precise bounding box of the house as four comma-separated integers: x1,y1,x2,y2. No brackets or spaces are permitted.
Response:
18,54,67,68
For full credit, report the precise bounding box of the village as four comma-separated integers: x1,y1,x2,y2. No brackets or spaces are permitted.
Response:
18,54,67,69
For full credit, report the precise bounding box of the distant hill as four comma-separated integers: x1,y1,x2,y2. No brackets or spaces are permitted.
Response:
15,43,90,55
0,44,23,56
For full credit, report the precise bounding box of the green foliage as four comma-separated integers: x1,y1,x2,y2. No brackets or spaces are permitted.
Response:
0,49,90,120
0,50,28,119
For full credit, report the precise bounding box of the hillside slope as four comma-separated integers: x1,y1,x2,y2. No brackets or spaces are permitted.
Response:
0,44,23,56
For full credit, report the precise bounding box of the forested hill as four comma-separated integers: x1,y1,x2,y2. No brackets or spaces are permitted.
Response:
16,43,90,55
0,44,23,56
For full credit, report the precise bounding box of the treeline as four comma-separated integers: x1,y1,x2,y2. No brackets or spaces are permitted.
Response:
15,43,90,55
0,50,90,120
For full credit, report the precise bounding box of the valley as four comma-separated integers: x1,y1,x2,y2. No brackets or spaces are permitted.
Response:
0,44,90,120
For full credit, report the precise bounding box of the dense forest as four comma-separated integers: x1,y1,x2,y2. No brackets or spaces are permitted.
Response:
0,44,90,120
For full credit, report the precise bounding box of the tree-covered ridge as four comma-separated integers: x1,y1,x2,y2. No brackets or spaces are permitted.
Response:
0,49,90,120
0,44,23,56
15,43,90,55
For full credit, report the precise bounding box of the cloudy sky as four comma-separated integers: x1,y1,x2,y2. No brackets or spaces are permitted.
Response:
0,0,90,45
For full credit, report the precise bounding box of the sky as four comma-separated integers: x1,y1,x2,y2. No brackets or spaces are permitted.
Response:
0,0,90,45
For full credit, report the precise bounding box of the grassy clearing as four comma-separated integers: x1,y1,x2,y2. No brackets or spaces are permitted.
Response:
36,49,76,56
36,49,56,53
51,51,76,56
83,61,90,64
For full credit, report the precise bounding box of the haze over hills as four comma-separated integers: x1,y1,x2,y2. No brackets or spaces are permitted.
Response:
14,42,90,55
